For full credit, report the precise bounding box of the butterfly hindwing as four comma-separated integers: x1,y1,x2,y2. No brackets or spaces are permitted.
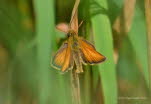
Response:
79,38,106,65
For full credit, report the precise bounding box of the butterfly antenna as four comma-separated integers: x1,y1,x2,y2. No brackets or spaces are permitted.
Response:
78,20,84,28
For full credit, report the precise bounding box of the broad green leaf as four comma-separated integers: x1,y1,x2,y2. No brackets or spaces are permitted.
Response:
91,0,117,104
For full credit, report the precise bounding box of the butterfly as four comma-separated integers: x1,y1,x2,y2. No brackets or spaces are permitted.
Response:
51,0,106,73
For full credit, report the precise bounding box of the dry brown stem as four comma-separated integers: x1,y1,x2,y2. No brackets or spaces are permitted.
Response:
144,0,151,94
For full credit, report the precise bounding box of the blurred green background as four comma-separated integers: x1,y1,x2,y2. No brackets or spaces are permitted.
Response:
0,0,150,104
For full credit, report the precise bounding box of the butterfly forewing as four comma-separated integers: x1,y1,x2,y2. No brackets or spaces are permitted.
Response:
61,43,73,72
51,42,73,72
79,38,106,64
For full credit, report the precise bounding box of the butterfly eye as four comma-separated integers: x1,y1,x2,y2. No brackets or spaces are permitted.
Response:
67,33,71,37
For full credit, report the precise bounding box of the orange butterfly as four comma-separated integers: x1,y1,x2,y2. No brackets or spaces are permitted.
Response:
51,0,106,73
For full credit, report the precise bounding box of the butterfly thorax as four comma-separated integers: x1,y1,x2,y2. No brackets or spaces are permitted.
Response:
67,30,79,51
67,30,83,73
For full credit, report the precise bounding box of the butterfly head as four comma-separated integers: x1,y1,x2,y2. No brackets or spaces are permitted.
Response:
67,33,72,38
67,30,77,38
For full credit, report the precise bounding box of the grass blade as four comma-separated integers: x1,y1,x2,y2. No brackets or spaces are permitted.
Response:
91,0,117,104
34,0,55,103
128,3,149,88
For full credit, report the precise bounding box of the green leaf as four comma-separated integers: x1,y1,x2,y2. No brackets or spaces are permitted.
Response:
128,4,149,88
91,0,117,104
34,0,56,103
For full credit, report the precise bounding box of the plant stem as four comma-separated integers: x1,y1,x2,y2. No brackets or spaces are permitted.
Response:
144,0,151,94
71,70,81,104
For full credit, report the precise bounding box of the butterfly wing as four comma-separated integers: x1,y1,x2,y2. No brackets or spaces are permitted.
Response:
79,38,106,65
61,43,74,72
51,42,73,72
